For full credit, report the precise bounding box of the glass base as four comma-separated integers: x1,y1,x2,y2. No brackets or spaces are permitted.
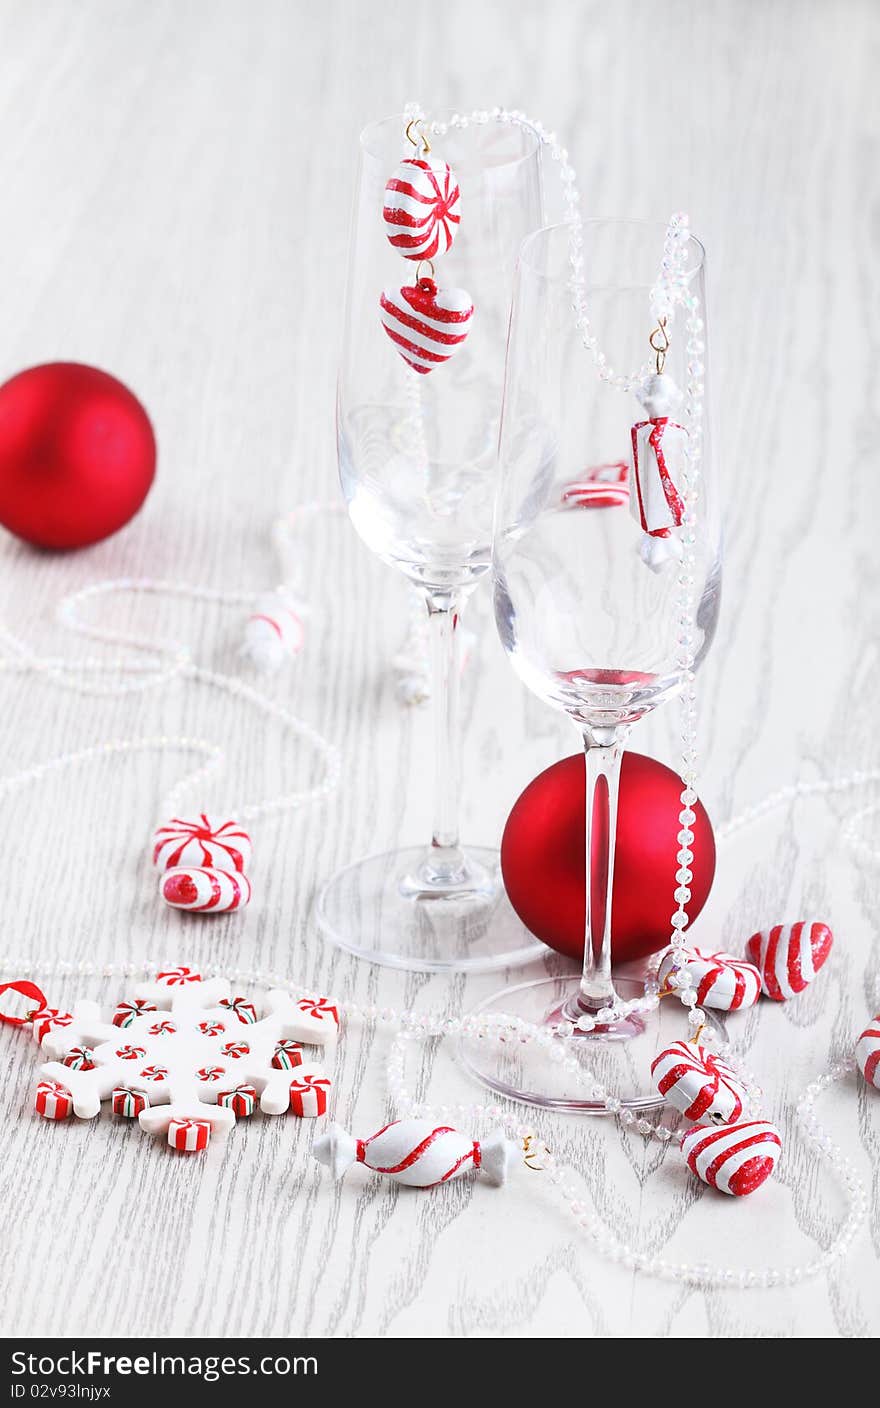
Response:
459,975,728,1113
315,845,546,973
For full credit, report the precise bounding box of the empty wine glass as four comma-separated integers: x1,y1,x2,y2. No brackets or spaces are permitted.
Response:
462,219,721,1108
317,110,547,971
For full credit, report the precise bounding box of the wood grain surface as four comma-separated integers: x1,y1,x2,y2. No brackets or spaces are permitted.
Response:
0,0,877,1339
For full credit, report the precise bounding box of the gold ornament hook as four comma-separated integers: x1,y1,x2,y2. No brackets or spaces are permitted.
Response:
522,1132,551,1171
649,317,669,375
405,117,431,155
414,258,435,284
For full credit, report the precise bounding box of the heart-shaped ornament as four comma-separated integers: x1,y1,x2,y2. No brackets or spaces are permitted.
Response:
379,277,474,375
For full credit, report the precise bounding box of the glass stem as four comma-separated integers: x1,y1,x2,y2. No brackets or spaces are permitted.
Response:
577,725,629,1013
425,592,466,884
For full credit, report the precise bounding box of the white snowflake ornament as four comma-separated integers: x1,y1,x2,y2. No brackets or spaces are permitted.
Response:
31,967,338,1151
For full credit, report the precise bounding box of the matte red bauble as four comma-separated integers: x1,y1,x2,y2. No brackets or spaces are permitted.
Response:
501,751,715,964
0,363,156,549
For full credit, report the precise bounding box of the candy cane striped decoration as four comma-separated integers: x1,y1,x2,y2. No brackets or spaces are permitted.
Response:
313,1119,511,1188
382,157,461,260
658,947,761,1011
30,1009,73,1045
561,462,630,509
35,1080,73,1120
112,1087,148,1118
288,1072,332,1118
855,1018,880,1090
168,1118,210,1152
241,592,305,673
112,999,157,1028
156,967,201,987
61,1047,96,1071
379,278,474,375
152,817,252,874
681,1120,782,1197
744,922,833,1001
159,867,251,914
219,996,258,1025
651,1042,745,1125
218,1085,257,1117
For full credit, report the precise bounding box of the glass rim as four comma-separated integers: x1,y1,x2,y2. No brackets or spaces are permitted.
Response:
517,218,706,287
358,109,541,169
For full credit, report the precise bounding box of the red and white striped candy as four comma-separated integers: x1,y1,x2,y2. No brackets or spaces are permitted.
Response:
221,1041,249,1060
855,1017,880,1090
288,1072,332,1118
220,996,258,1025
681,1120,782,1197
241,593,305,673
197,1066,225,1083
30,1008,73,1045
218,1084,257,1117
658,947,761,1011
379,277,473,375
168,1118,210,1152
62,1047,96,1072
138,1065,168,1083
159,867,251,914
115,1045,146,1061
112,1087,148,1118
744,922,833,1002
198,1020,226,1037
112,999,157,1028
156,967,201,987
152,816,252,874
561,462,630,510
382,157,461,260
147,1020,176,1037
35,1080,72,1120
651,1041,745,1125
313,1118,510,1188
271,1040,304,1071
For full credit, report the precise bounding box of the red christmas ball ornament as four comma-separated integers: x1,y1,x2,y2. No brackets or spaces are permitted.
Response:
0,362,156,549
501,751,715,964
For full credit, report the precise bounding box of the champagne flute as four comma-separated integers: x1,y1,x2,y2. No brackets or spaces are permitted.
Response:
317,110,546,971
462,219,721,1108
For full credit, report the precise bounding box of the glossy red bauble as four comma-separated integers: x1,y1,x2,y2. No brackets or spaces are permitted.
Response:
501,751,715,964
0,362,156,549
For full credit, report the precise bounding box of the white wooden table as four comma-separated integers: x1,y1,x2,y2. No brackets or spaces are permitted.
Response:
0,0,877,1339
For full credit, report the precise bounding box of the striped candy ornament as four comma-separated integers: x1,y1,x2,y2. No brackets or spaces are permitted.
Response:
681,1120,782,1197
218,1084,257,1117
658,947,762,1011
159,867,251,914
651,1041,745,1125
156,967,201,986
198,1021,226,1036
241,592,305,673
168,1119,211,1153
197,1066,225,1083
62,1047,96,1072
271,1040,304,1071
138,1065,168,1083
379,277,474,375
561,462,630,510
152,816,252,874
112,999,157,1028
112,1087,148,1118
313,1119,511,1188
744,921,833,1002
288,1072,332,1118
35,1080,73,1120
147,1020,176,1036
30,1008,73,1045
220,1041,249,1060
115,1045,146,1061
855,1018,880,1090
382,157,461,260
219,997,258,1025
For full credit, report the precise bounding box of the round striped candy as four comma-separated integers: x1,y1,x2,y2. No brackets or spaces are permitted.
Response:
112,999,157,1028
382,157,461,260
159,867,251,914
219,996,258,1025
855,1017,880,1090
62,1047,96,1072
152,815,252,874
35,1080,73,1121
681,1119,782,1196
221,1041,249,1060
271,1040,304,1071
658,947,761,1011
379,278,474,376
112,1087,148,1118
651,1041,745,1125
218,1085,257,1117
744,922,833,1002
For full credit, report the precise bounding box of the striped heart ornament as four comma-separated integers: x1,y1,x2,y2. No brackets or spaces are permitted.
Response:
379,277,474,375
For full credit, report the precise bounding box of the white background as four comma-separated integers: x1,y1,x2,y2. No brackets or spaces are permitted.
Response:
0,0,877,1338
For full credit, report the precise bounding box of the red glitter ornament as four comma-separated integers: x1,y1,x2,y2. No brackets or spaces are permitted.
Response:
501,751,715,964
0,362,156,549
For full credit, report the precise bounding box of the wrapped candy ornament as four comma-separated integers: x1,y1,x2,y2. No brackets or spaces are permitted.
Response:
651,1041,745,1125
240,591,306,673
152,816,252,874
34,1080,73,1121
681,1120,782,1197
313,1119,511,1188
168,1118,211,1153
744,921,833,1001
630,372,687,571
658,947,761,1011
382,155,461,260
